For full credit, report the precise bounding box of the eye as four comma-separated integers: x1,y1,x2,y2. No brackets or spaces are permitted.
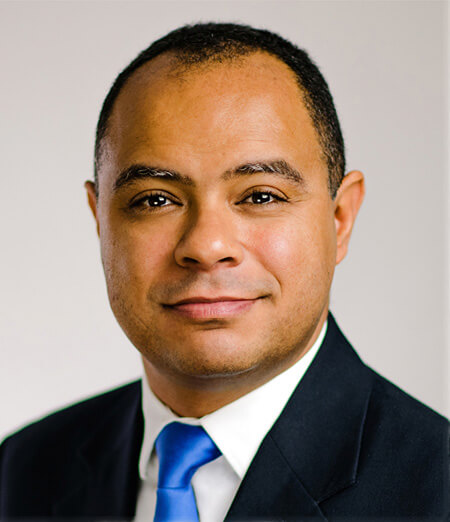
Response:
129,191,180,211
239,190,287,205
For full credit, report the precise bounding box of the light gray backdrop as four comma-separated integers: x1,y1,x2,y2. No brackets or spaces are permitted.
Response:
1,0,448,441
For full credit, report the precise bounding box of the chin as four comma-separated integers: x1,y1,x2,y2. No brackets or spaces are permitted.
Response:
165,346,258,379
146,335,292,388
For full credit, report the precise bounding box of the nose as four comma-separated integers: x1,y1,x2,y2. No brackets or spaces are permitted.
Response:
173,204,244,270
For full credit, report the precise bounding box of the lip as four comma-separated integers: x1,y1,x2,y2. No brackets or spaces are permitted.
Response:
164,296,261,320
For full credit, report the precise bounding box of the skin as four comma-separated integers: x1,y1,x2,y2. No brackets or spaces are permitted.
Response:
86,51,364,417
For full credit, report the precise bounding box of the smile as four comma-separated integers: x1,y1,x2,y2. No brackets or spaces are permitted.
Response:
164,298,261,320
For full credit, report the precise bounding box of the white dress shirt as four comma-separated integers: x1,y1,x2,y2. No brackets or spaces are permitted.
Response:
134,320,327,522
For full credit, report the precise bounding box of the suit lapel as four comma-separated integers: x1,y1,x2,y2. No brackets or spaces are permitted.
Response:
226,432,326,520
52,381,143,518
226,313,373,519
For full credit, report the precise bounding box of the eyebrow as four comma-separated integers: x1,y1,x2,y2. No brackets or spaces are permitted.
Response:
114,165,194,191
222,160,306,186
113,159,306,192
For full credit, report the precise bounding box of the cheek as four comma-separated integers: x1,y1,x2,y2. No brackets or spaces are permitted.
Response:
253,229,298,276
100,221,173,288
248,214,336,290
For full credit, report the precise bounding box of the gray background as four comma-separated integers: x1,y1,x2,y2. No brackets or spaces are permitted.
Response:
1,0,448,441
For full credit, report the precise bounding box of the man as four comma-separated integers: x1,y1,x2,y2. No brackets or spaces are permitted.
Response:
0,22,448,520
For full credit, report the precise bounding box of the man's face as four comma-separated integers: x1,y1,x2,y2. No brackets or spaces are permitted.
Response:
90,52,346,390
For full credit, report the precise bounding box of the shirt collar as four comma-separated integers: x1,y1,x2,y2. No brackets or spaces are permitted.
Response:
139,320,327,480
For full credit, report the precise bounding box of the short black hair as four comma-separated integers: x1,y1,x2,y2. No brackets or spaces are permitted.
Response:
95,22,345,198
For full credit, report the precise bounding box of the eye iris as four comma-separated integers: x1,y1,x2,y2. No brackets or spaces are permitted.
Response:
252,192,272,204
149,195,166,207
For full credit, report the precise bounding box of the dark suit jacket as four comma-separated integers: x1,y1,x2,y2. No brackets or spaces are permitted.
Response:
1,314,449,520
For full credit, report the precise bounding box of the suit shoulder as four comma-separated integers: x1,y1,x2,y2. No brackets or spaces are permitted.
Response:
363,367,448,468
1,379,141,460
368,367,448,428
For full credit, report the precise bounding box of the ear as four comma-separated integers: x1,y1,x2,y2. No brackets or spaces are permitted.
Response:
334,170,365,265
85,181,100,236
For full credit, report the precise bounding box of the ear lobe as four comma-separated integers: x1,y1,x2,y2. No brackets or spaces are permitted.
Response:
334,170,365,265
85,181,100,236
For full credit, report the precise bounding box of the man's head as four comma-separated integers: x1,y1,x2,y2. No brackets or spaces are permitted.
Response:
86,23,364,415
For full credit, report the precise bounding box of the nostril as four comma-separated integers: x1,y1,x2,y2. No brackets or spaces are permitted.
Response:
183,257,200,264
219,257,235,263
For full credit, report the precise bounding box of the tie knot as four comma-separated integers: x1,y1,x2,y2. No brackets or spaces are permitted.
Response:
155,422,221,489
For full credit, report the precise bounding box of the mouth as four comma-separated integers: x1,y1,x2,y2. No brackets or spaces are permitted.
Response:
163,296,264,320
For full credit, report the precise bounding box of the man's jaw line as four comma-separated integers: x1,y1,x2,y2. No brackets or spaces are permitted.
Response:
140,302,330,417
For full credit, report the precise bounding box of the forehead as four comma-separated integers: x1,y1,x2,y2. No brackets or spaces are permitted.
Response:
101,51,324,182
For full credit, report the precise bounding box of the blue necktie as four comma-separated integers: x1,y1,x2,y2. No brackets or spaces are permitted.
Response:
154,422,221,521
